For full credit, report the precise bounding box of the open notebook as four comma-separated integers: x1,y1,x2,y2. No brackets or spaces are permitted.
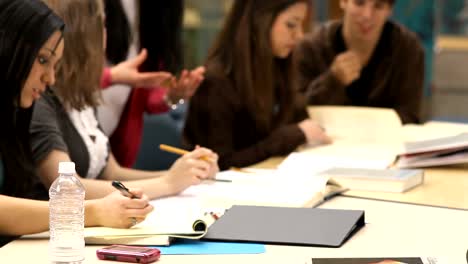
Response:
84,196,223,246
23,194,222,246
214,169,347,208
84,213,216,246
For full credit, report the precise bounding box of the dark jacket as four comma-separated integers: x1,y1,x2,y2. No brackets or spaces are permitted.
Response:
183,69,308,170
0,157,14,247
296,20,424,124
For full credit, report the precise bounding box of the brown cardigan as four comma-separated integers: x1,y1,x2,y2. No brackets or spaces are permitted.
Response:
183,70,308,170
296,20,424,124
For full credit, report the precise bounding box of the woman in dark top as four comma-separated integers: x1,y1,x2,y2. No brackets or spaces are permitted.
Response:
184,0,331,170
0,0,152,246
296,0,424,124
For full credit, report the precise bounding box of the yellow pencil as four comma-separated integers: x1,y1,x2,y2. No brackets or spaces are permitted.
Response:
159,144,214,163
159,144,231,183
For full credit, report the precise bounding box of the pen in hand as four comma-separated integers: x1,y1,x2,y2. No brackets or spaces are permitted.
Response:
112,181,138,199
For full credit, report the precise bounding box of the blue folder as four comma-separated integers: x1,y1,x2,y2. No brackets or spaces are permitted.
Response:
153,239,265,255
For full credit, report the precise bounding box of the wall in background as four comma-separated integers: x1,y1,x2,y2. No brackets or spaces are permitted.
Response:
181,0,468,122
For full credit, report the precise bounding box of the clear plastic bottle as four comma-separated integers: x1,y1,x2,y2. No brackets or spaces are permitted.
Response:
49,162,85,264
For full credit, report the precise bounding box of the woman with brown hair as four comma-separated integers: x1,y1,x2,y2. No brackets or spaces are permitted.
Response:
30,0,219,201
183,0,331,170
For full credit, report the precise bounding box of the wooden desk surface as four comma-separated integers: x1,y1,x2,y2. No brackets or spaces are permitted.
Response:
344,164,468,210
2,197,467,263
252,157,468,210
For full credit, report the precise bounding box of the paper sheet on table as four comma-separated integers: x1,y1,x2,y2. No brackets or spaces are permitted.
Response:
308,106,403,144
278,151,395,179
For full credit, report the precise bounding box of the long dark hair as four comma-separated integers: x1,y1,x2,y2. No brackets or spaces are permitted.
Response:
0,0,64,197
104,0,184,73
206,0,310,131
104,0,132,65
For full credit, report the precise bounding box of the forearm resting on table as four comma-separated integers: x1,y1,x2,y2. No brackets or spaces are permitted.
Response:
0,196,49,236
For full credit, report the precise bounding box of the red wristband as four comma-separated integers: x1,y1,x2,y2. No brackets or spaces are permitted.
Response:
100,67,112,88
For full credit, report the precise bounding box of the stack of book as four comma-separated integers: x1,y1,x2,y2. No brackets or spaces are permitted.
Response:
396,133,468,168
319,168,424,193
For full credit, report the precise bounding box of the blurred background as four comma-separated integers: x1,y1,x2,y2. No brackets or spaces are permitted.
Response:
136,0,468,170
182,0,468,122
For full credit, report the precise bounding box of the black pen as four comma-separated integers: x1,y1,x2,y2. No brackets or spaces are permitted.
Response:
112,181,138,199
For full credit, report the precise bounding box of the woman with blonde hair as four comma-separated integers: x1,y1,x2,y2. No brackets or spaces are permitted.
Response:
31,0,219,201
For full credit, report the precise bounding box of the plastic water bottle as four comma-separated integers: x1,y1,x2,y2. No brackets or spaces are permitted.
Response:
49,162,85,264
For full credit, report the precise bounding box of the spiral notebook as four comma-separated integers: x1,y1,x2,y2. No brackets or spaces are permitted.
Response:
84,212,217,246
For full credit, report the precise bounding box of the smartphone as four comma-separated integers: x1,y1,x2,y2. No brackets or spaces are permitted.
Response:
96,245,160,263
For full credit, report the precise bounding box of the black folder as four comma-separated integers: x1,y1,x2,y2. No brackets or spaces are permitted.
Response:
203,205,365,247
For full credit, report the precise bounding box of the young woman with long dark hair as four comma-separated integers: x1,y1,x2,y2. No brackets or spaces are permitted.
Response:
0,0,152,247
184,0,331,170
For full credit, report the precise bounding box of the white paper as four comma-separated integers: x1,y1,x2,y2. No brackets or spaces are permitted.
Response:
308,106,403,144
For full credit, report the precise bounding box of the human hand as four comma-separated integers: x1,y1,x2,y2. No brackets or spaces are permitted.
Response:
110,48,173,87
298,119,332,144
195,145,219,179
164,147,219,195
330,51,362,86
165,66,205,101
94,189,153,228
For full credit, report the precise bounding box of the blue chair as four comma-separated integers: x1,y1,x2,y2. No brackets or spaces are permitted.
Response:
133,105,188,171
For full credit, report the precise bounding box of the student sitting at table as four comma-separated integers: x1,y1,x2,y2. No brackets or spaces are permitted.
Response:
30,0,219,201
0,0,153,247
296,0,425,124
183,0,331,170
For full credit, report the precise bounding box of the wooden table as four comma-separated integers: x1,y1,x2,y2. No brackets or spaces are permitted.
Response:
252,157,468,210
344,164,468,210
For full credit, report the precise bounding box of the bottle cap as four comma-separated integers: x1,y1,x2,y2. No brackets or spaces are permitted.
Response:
58,162,76,174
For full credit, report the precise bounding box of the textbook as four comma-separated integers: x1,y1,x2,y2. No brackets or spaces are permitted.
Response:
318,168,424,193
396,133,468,168
310,257,440,264
84,211,218,246
214,169,348,208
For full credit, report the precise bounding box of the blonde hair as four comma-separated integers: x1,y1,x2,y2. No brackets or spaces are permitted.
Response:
43,0,105,110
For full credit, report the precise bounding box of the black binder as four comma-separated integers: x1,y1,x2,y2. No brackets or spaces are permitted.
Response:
203,205,365,247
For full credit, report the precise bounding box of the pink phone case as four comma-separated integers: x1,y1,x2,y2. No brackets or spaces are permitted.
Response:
96,245,160,263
